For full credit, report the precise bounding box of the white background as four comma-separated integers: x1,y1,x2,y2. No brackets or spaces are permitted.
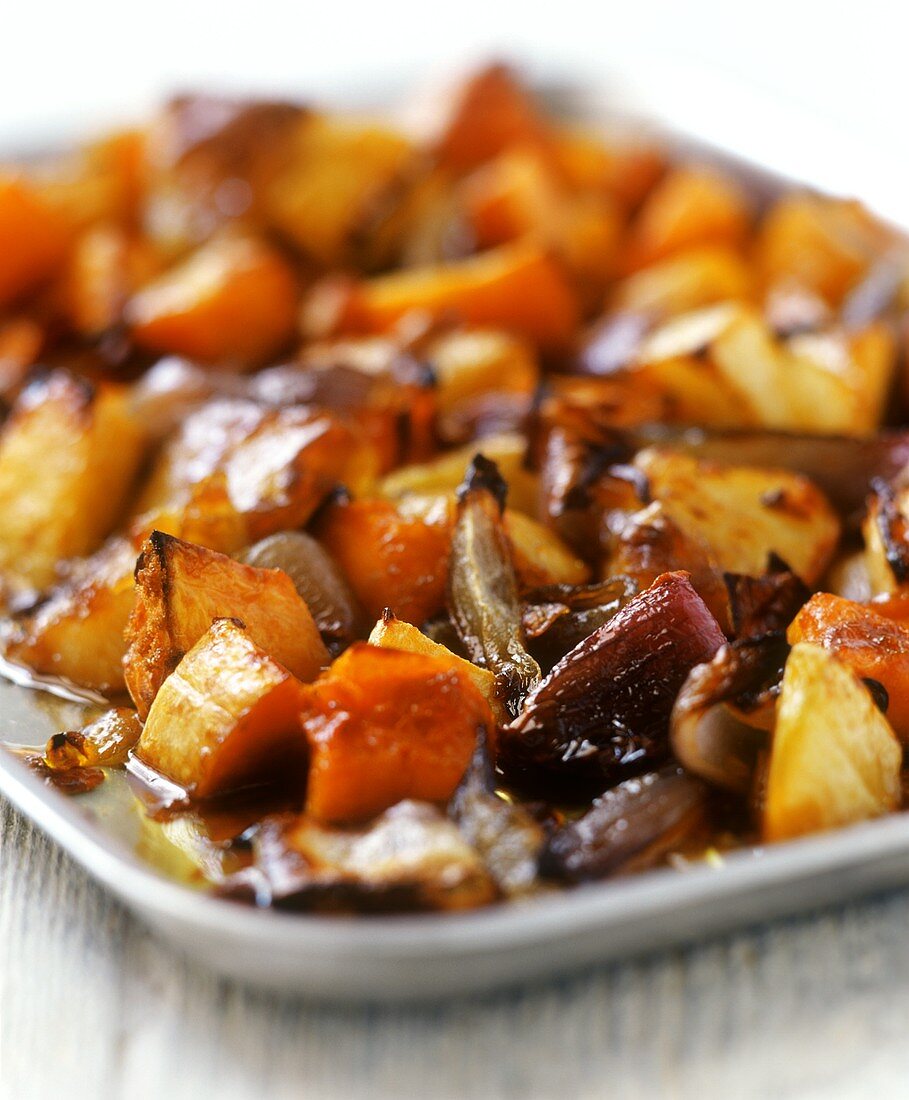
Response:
2,0,904,149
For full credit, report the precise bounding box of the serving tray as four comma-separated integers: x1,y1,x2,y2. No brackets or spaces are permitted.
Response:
2,66,908,1001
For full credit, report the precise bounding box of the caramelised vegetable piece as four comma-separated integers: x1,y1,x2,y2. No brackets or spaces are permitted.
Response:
863,479,909,596
610,244,753,318
240,531,363,655
126,233,298,365
671,634,788,793
503,571,725,789
368,611,504,722
136,617,310,799
634,447,840,584
44,707,143,770
448,456,541,714
522,575,638,671
125,531,327,718
300,643,495,824
134,398,378,549
0,372,147,591
449,734,546,898
6,536,137,692
0,175,70,307
540,768,709,882
250,800,496,913
788,593,909,742
336,242,580,352
763,643,902,842
724,561,809,639
316,497,451,625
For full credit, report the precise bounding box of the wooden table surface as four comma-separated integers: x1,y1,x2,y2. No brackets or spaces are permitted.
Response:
4,795,909,1100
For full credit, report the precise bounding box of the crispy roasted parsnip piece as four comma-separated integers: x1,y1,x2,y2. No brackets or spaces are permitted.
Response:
0,373,147,590
125,532,327,717
764,643,902,842
137,618,310,798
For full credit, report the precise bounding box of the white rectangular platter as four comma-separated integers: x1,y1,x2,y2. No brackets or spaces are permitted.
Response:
1,66,907,1001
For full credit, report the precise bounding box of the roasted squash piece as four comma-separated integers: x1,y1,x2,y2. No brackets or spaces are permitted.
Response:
368,610,504,722
0,373,146,590
433,63,551,174
0,175,70,307
300,643,494,823
338,242,579,351
788,592,909,742
764,643,901,841
125,532,327,718
551,129,664,209
126,234,298,364
755,193,889,304
6,537,137,693
623,165,751,272
137,618,310,798
315,498,451,625
635,447,840,584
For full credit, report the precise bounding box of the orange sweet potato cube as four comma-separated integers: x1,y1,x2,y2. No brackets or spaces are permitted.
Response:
315,499,451,625
301,643,495,823
0,175,70,307
338,242,579,351
126,233,297,364
788,592,909,742
125,532,327,717
137,618,310,798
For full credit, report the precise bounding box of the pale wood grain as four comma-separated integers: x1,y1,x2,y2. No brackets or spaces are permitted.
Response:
4,794,909,1100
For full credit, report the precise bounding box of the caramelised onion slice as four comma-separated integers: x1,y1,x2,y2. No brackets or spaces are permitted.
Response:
670,633,788,793
540,767,709,882
502,571,725,789
522,575,638,670
240,531,363,653
448,455,541,714
724,558,809,639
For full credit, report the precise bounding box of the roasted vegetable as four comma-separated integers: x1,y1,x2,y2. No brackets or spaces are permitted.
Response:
503,572,725,790
763,643,902,841
448,456,541,714
137,618,311,799
299,643,495,823
125,531,327,718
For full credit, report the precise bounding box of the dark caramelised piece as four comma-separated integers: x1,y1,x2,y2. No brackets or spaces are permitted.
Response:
502,571,725,789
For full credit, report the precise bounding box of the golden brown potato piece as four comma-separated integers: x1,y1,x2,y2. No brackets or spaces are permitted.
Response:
0,373,146,590
338,242,579,351
126,234,298,365
635,447,840,584
764,643,901,842
623,165,752,272
133,400,378,549
0,175,70,307
300,643,495,823
610,244,753,317
265,115,413,267
6,537,136,693
368,611,504,722
125,532,327,717
137,618,310,798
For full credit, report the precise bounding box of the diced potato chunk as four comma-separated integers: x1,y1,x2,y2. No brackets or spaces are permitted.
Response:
6,537,137,692
338,242,579,351
0,175,70,307
0,373,146,590
425,328,539,417
125,532,327,717
300,643,494,822
788,593,909,742
368,611,503,721
137,618,311,798
611,244,753,317
126,234,297,364
764,643,901,841
635,448,840,583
